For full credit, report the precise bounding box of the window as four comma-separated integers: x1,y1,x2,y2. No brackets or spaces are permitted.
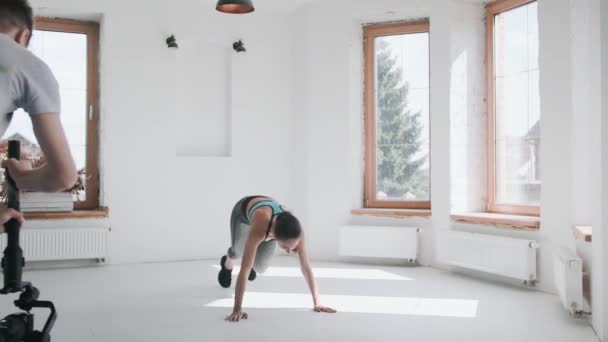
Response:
363,20,431,210
1,18,100,210
487,0,540,216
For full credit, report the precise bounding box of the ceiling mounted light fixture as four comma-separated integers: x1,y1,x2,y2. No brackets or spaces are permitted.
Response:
216,0,255,14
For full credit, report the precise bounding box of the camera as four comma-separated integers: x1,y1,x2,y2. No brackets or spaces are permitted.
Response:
0,313,30,342
0,141,57,342
0,284,56,342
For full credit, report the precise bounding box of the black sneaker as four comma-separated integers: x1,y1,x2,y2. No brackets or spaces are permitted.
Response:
248,268,257,281
218,255,232,288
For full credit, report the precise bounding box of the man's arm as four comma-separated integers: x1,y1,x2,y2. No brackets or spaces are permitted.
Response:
4,113,77,191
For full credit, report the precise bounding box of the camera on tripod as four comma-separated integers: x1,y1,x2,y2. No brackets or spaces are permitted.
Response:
0,141,57,342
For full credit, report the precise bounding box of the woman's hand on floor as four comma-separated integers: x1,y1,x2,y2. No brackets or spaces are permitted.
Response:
313,305,337,313
225,310,248,322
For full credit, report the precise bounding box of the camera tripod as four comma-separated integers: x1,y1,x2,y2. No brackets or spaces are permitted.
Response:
0,141,57,342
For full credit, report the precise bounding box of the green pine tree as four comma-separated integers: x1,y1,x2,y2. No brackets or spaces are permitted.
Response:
376,40,428,199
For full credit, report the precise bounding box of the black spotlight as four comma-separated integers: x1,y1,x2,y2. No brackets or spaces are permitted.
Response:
166,35,178,49
233,40,246,53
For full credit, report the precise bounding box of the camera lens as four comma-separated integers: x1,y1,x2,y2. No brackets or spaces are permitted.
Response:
0,313,28,342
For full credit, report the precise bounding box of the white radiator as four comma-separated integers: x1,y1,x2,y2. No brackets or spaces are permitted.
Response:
438,231,538,283
339,225,418,261
553,246,588,316
0,228,109,262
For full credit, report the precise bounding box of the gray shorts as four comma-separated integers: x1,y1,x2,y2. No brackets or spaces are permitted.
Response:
227,196,276,273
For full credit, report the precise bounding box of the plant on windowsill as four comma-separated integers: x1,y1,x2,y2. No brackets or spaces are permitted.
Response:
0,150,88,212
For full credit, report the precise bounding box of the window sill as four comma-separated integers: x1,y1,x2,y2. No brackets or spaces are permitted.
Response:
351,208,432,218
24,207,109,221
573,225,592,242
451,212,540,230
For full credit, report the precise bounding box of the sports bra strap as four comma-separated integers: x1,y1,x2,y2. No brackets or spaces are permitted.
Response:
247,199,284,222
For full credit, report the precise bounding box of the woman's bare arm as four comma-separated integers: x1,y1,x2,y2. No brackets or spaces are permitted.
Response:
226,211,268,322
297,237,336,313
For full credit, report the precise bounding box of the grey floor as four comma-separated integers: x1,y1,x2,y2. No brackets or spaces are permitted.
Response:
0,258,599,342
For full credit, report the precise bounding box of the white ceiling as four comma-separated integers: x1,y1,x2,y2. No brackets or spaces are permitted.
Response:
206,0,488,14
31,0,489,18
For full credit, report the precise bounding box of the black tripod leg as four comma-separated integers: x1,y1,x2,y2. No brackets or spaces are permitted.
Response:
1,140,23,294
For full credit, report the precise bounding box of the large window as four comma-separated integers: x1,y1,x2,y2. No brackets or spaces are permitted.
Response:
487,0,540,216
1,18,100,210
364,20,430,210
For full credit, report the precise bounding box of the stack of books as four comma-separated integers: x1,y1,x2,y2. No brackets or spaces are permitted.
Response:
20,192,74,213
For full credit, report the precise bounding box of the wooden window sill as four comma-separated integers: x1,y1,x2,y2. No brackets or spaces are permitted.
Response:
451,212,540,230
573,225,592,242
351,208,432,218
24,207,109,220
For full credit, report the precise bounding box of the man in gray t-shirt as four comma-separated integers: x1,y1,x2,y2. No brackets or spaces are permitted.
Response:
0,33,60,134
0,0,78,232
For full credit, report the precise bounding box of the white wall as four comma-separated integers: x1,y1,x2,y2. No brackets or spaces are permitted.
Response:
570,0,603,336
289,0,435,264
450,4,486,214
27,0,294,264
600,0,608,338
426,0,453,267
289,0,593,294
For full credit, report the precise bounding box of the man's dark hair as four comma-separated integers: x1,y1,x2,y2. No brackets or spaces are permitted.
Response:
274,212,302,241
0,0,33,33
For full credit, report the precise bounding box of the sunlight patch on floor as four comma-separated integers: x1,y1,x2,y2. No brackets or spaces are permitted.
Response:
211,266,412,280
206,292,478,317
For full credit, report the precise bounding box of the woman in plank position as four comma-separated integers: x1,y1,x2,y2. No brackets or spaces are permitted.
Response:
218,195,337,322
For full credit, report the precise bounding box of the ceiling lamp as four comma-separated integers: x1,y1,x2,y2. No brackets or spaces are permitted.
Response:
216,0,255,14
